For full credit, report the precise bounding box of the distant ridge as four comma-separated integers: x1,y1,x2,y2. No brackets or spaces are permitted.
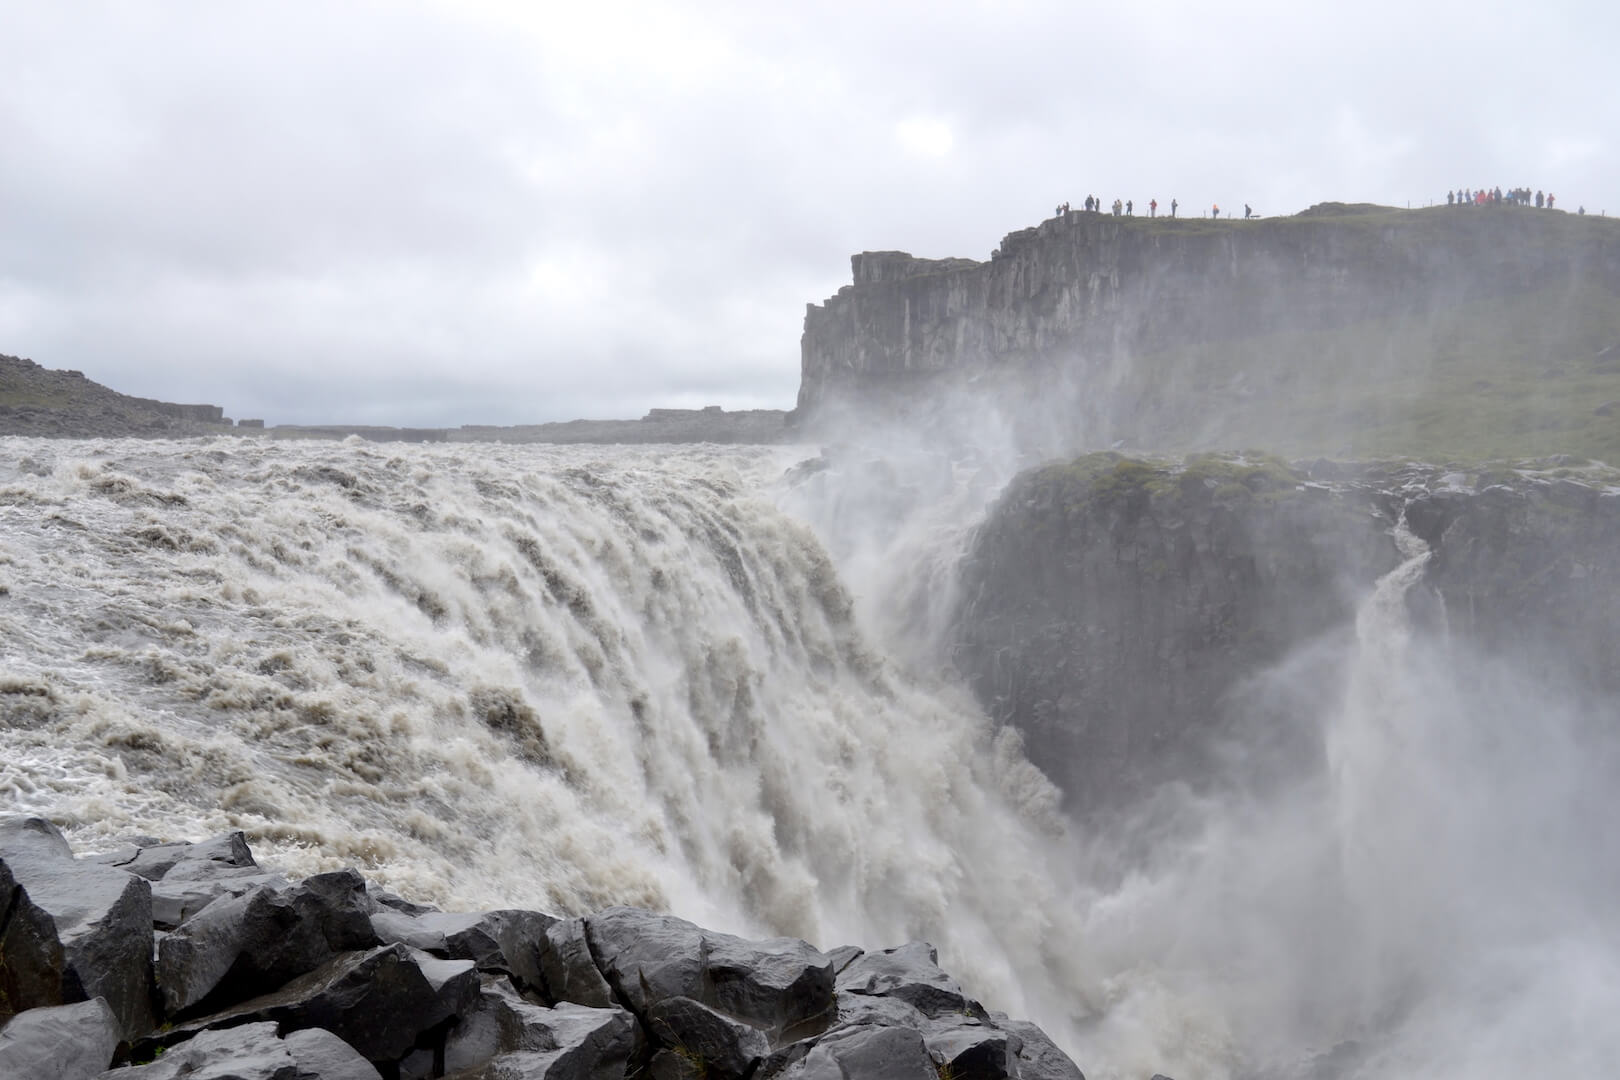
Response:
0,353,234,438
0,352,792,444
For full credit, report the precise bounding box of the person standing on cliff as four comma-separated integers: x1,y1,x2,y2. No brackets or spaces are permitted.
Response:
1126,200,1133,216
1212,203,1219,219
1244,203,1252,219
1170,198,1178,218
1150,198,1158,217
1548,193,1556,209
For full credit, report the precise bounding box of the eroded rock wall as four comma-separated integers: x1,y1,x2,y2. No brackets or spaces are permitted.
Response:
951,454,1620,815
797,206,1620,425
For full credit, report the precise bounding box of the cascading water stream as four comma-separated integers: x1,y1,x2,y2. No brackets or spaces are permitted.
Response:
0,436,1089,1046
1325,516,1442,1030
4,439,1618,1080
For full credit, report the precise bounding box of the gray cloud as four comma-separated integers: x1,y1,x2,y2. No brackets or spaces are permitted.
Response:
1,0,1614,426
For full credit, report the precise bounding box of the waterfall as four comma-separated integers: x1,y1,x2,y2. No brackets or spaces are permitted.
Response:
0,436,1087,1042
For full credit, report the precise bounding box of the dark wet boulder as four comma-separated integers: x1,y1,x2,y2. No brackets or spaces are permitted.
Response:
149,870,288,932
152,943,461,1064
537,917,613,1008
156,870,378,1015
439,978,635,1080
407,950,481,1020
923,1023,1022,1080
371,908,556,990
0,997,121,1080
0,818,155,1039
0,856,67,1021
90,832,258,883
282,1028,385,1080
372,910,499,960
114,834,280,930
486,910,557,993
822,945,863,976
835,941,984,1020
645,995,770,1080
774,1024,936,1080
994,1017,1086,1080
827,988,930,1032
586,907,834,1041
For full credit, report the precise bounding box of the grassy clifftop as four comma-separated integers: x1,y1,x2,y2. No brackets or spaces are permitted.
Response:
1128,277,1620,462
804,202,1620,464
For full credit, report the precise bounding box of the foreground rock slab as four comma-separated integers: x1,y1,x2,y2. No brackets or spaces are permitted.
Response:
0,817,155,1038
157,870,379,1016
585,907,834,1041
0,825,1086,1080
0,997,121,1080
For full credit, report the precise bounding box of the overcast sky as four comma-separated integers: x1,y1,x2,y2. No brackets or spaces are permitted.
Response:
2,1,1615,426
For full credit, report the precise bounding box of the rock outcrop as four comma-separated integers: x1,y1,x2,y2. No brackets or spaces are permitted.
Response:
0,354,232,439
951,452,1620,814
0,818,1084,1080
795,206,1620,461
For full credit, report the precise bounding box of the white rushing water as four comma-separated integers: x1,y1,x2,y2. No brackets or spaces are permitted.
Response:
3,436,1616,1080
0,436,1086,1038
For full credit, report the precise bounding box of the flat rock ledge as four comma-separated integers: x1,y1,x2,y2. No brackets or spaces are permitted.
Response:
0,816,1085,1080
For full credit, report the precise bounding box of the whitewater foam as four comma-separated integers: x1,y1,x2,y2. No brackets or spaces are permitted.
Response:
0,436,1081,1041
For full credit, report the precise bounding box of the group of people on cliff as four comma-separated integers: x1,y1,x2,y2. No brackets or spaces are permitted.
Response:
1449,187,1574,211
1057,197,1256,220
1068,195,1174,218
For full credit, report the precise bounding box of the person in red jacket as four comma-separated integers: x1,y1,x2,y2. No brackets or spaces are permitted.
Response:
1150,198,1158,217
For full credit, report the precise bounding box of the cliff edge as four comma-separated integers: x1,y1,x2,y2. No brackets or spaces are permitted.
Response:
0,354,233,438
798,205,1620,461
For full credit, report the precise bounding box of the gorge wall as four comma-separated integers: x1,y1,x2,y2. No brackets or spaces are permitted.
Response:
796,205,1620,461
949,453,1620,816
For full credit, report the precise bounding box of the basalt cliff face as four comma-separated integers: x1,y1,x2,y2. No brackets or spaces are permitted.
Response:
950,454,1620,816
797,206,1620,461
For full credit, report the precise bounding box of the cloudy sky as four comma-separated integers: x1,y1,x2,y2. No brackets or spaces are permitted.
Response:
2,1,1615,426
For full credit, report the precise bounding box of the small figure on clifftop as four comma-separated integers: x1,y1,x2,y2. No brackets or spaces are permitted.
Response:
1126,199,1133,216
1171,198,1178,218
1548,193,1556,209
1212,203,1219,219
1447,190,1455,205
1536,190,1545,208
1244,203,1252,219
1150,198,1158,217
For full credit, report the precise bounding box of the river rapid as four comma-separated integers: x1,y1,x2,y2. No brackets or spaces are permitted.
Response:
3,436,1617,1080
0,437,1083,1033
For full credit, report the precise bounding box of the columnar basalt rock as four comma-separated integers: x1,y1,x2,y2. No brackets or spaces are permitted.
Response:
0,822,1084,1080
795,207,1620,456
